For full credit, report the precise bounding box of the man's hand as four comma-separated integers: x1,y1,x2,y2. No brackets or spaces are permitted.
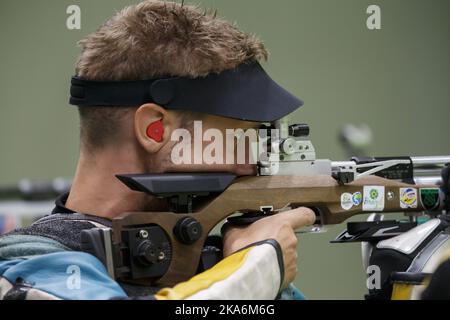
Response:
222,207,316,288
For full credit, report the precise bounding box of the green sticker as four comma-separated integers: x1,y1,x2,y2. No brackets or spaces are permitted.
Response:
420,188,440,211
370,189,379,200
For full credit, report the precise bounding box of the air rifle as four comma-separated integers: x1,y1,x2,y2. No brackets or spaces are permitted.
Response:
81,119,450,287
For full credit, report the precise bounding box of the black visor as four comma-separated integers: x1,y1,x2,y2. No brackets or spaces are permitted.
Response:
69,61,303,122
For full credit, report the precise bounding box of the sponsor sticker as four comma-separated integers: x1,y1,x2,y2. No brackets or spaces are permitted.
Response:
341,191,363,210
352,192,363,206
400,187,417,209
341,192,354,210
420,188,440,211
363,186,385,211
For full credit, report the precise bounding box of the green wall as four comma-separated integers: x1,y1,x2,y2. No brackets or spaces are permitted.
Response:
0,0,449,299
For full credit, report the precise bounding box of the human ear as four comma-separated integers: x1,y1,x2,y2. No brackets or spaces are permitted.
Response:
134,103,172,154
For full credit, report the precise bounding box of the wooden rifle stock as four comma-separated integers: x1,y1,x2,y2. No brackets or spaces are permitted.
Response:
112,174,439,286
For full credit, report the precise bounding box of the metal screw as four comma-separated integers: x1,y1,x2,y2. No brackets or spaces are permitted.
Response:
158,252,165,261
387,191,395,201
139,230,149,239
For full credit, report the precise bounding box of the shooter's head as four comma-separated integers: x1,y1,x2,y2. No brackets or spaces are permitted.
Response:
70,0,302,176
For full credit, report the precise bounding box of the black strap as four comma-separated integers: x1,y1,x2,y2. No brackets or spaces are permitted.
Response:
70,77,161,107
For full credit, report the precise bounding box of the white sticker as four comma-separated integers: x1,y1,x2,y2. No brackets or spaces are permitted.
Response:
400,188,417,209
341,192,354,210
363,186,385,211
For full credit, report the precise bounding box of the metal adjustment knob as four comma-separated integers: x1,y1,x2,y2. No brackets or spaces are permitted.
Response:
137,240,159,266
281,137,296,155
174,217,203,244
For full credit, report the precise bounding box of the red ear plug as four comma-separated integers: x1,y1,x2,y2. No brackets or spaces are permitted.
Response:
146,119,164,142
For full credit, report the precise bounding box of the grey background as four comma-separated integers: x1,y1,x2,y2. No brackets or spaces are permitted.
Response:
0,0,449,299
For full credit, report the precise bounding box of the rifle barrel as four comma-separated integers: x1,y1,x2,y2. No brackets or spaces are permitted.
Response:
414,176,442,185
411,156,450,168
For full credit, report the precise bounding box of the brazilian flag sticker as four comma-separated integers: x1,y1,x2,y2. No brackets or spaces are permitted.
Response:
420,188,440,211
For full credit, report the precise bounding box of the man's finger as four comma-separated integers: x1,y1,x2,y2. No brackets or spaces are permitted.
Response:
276,207,317,230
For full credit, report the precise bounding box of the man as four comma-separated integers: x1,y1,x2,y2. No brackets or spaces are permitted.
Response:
0,0,314,300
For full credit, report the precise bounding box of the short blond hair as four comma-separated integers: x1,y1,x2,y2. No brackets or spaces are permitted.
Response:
75,0,268,150
76,0,267,80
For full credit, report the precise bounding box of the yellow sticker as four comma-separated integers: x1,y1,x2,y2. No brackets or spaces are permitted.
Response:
400,188,417,209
